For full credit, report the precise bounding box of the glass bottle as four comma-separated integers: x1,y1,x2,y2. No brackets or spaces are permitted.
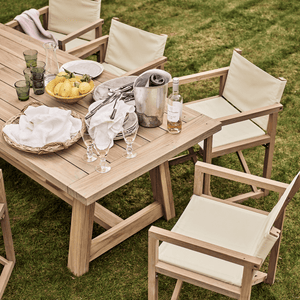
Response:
43,42,59,85
167,77,183,134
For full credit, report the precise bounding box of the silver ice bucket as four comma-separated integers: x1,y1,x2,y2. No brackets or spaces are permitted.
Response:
134,70,171,128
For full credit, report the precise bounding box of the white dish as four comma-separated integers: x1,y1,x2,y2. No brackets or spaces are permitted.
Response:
114,112,138,140
59,60,104,79
93,76,137,105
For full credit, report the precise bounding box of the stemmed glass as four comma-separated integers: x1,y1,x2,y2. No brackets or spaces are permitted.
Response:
81,130,97,162
94,137,112,173
122,113,139,159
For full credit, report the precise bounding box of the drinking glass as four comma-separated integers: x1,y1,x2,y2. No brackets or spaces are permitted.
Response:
23,49,38,68
30,61,46,81
94,138,112,173
14,80,30,101
122,113,139,159
23,68,32,87
81,131,97,162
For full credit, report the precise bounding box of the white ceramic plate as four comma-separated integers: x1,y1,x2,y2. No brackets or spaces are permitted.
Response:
59,60,104,78
93,76,137,104
114,112,138,140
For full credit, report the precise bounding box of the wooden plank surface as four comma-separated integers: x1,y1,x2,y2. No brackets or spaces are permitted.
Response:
0,23,221,206
68,116,221,205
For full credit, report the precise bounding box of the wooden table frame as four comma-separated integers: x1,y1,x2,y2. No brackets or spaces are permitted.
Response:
0,24,221,276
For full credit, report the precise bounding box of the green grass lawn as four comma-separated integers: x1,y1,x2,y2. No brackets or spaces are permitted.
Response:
1,0,300,299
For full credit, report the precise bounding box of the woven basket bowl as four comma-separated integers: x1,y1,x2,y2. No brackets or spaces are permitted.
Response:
2,101,86,155
45,77,95,104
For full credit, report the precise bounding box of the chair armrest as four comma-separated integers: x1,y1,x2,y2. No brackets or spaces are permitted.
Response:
37,6,49,16
217,103,283,126
122,56,168,77
167,67,230,88
67,35,108,60
59,18,104,51
194,161,289,194
149,226,262,269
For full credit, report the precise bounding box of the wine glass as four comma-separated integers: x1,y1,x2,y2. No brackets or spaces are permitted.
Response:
94,137,112,173
81,131,97,162
122,113,139,159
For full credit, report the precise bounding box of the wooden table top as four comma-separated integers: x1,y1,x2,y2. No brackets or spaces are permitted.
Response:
0,23,221,206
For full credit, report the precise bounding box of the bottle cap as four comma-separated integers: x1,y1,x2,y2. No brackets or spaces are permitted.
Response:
173,77,179,84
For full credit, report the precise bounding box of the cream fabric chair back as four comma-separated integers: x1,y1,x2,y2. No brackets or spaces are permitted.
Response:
223,51,286,130
105,19,167,72
48,0,101,41
254,171,300,260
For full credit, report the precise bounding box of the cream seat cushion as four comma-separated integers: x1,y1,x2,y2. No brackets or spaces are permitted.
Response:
48,0,101,50
101,62,127,77
186,96,266,148
104,19,167,75
222,51,286,130
47,31,89,51
159,197,271,286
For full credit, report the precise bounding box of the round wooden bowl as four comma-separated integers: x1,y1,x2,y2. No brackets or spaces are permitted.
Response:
45,77,95,104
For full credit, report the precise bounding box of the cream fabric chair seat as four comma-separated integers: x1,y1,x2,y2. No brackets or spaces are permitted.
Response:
101,62,127,76
186,96,266,148
159,171,297,287
47,31,89,51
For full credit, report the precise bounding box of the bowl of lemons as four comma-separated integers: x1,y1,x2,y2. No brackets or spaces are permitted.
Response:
45,71,95,104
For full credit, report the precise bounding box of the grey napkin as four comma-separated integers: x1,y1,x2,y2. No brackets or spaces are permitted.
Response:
149,74,165,86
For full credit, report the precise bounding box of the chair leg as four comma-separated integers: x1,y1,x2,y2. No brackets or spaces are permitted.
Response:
239,267,254,300
203,136,213,195
171,279,183,300
262,113,278,197
148,234,159,300
236,150,259,193
266,209,286,285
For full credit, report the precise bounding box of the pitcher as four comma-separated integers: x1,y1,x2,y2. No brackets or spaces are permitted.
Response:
43,42,59,85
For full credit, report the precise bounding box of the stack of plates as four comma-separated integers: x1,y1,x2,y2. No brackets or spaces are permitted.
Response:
114,112,138,140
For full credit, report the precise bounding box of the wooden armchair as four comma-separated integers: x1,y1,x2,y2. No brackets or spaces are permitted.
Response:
169,49,286,202
149,161,300,300
0,170,15,299
5,0,103,55
68,18,168,75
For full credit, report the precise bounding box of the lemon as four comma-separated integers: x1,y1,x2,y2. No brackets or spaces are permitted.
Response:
79,82,91,94
46,80,56,94
59,80,72,97
70,87,80,97
54,82,63,95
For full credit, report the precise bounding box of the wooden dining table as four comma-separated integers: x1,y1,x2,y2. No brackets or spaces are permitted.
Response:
0,23,221,276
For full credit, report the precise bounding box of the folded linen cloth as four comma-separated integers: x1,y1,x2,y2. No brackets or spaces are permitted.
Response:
3,105,82,148
14,9,58,45
87,100,135,150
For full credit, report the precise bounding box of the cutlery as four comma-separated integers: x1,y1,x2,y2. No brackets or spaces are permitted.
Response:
85,93,116,120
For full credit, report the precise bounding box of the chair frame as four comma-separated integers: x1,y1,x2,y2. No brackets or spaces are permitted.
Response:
5,6,104,54
168,49,286,202
0,170,15,299
68,17,168,74
149,161,299,300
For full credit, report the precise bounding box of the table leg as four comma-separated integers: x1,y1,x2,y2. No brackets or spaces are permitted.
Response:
68,199,95,276
149,161,175,221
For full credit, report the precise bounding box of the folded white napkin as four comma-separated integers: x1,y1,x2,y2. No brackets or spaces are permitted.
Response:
14,9,58,45
87,100,135,150
3,105,82,148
